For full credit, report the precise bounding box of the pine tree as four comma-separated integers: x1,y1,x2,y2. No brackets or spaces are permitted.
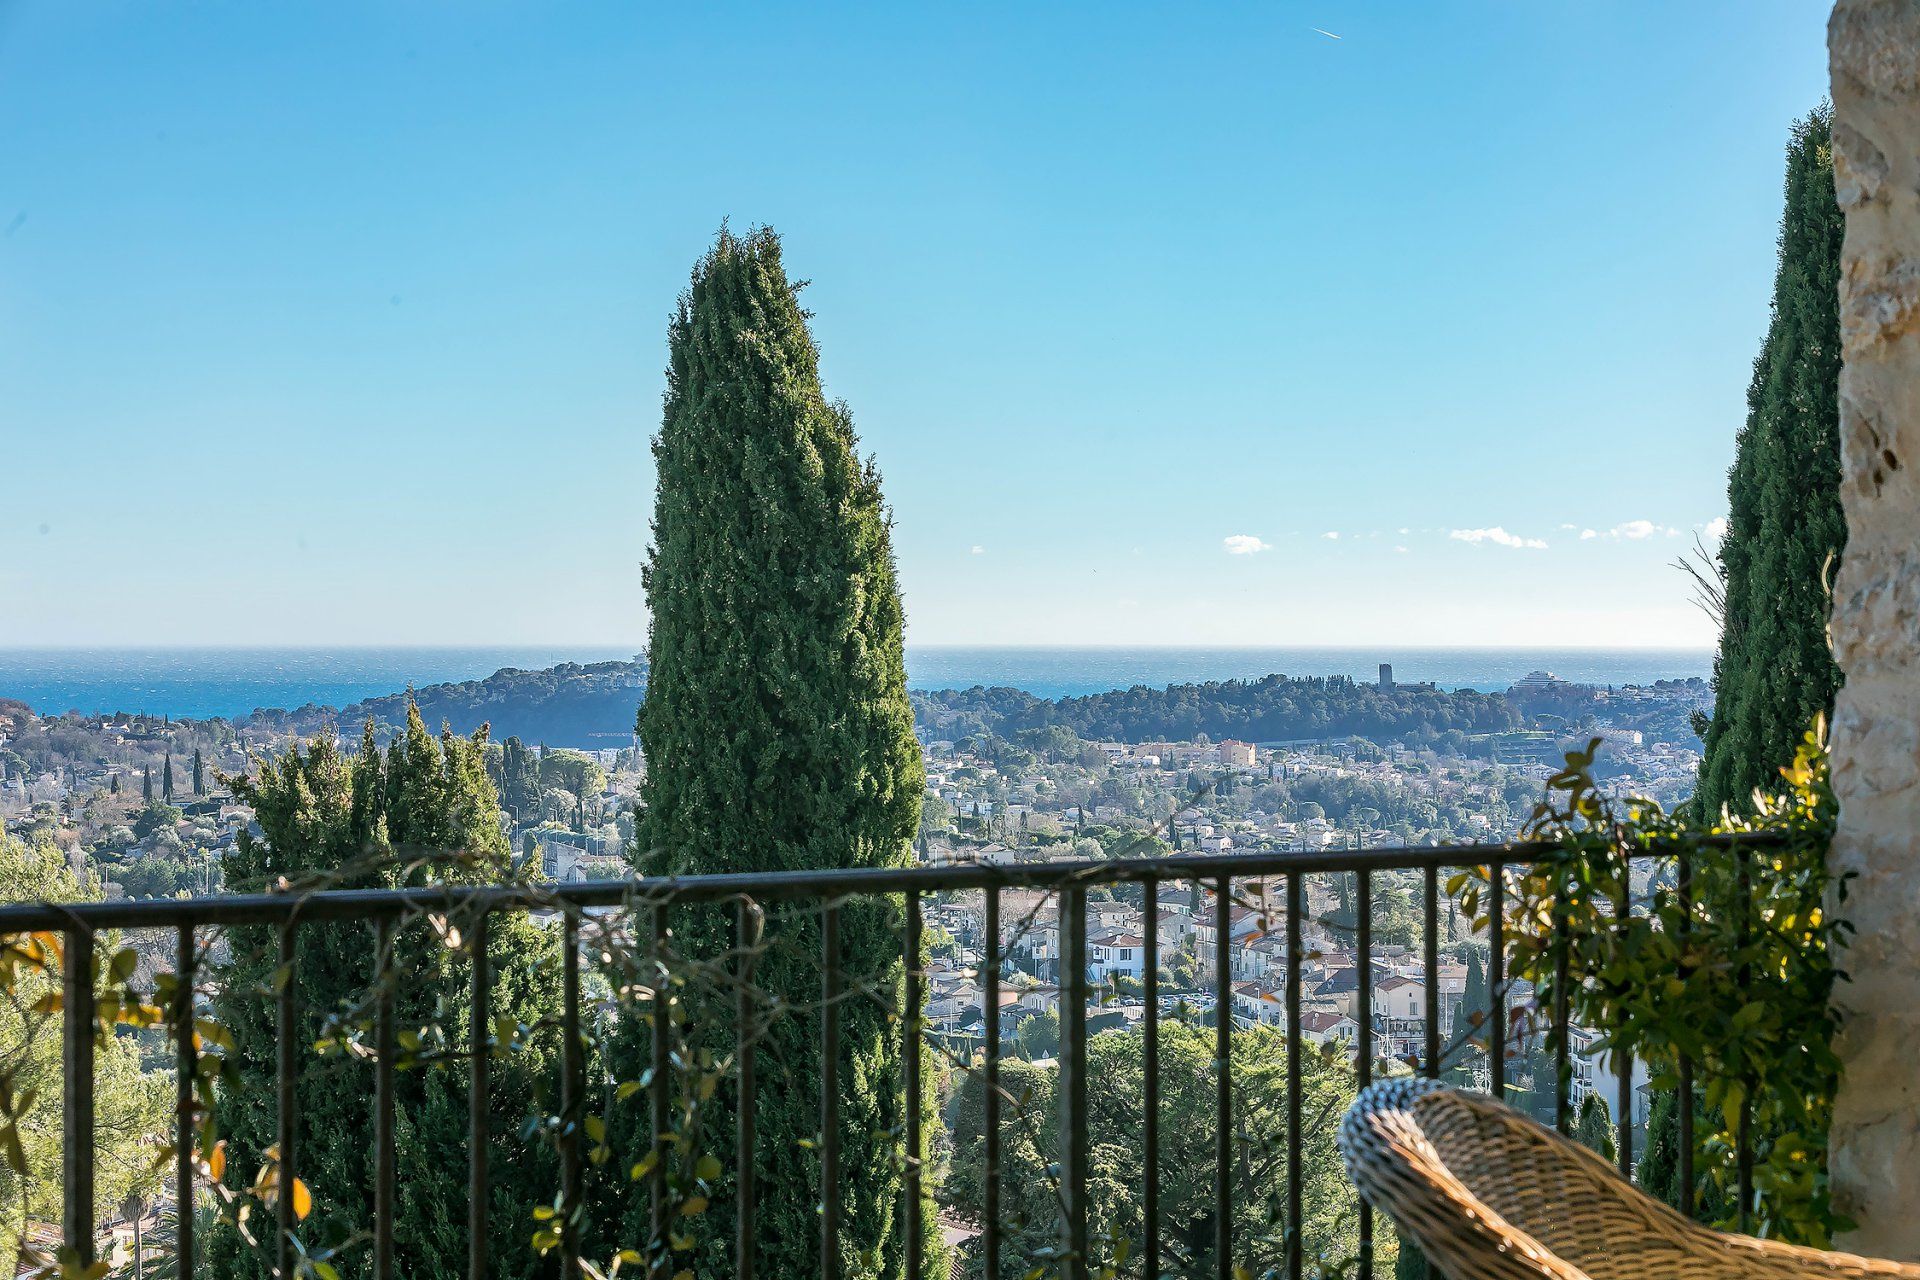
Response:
623,227,930,1277
1697,108,1846,816
208,703,562,1279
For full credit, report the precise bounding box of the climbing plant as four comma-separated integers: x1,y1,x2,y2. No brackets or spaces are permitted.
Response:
1453,721,1845,1245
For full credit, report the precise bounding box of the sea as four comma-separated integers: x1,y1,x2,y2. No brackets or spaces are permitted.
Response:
0,646,1714,722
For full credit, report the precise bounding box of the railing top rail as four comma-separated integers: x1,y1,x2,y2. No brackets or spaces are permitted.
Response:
0,830,1786,931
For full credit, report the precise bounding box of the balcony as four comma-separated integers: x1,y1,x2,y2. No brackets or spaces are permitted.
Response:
14,830,1800,1279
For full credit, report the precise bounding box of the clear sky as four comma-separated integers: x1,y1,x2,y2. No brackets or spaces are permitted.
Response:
0,2,1832,648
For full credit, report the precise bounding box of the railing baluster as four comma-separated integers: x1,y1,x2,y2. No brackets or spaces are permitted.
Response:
820,904,842,1280
982,889,1002,1280
1355,870,1373,1280
1143,877,1160,1280
1735,844,1753,1230
561,911,583,1275
470,910,491,1280
904,890,923,1280
64,926,96,1268
276,920,297,1280
1213,877,1232,1280
649,903,670,1255
1614,868,1631,1178
1676,848,1695,1218
1061,886,1090,1280
1553,901,1571,1136
374,917,395,1280
1489,862,1505,1101
1422,865,1439,1078
736,899,757,1280
1285,872,1303,1280
175,923,195,1279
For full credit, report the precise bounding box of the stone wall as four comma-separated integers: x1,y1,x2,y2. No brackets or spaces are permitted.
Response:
1826,0,1920,1258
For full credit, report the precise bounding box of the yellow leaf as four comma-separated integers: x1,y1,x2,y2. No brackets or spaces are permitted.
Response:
680,1195,708,1216
292,1177,312,1220
208,1141,227,1184
694,1154,722,1182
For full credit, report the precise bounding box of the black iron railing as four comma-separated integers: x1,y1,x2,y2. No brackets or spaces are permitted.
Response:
18,833,1785,1279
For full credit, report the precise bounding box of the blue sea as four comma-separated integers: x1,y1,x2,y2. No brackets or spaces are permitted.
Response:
0,646,1713,721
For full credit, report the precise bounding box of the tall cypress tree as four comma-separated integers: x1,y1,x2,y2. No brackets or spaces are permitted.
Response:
1696,108,1846,816
209,703,562,1279
623,227,929,1277
192,747,204,797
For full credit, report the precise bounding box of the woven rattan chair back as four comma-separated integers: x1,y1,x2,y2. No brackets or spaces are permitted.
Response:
1338,1078,1920,1280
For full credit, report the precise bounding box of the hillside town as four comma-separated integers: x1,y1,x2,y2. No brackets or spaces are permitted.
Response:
0,671,1689,1155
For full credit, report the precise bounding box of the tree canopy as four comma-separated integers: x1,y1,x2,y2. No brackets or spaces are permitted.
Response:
621,226,929,1278
1697,107,1845,816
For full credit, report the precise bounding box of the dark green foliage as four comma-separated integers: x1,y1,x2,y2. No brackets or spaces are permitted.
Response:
243,660,651,745
1638,1088,1681,1210
492,735,543,819
132,800,182,839
946,1024,1358,1277
164,752,174,801
1573,1094,1616,1164
914,674,1522,746
1637,1089,1733,1222
143,765,152,803
1697,108,1845,817
538,747,605,800
1014,1008,1060,1059
620,227,927,1278
208,703,562,1279
192,747,205,796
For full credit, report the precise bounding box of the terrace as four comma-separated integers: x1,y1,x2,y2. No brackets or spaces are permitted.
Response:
9,824,1823,1279
14,3,1920,1278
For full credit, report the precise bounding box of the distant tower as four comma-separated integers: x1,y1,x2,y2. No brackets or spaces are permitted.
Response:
1379,663,1394,688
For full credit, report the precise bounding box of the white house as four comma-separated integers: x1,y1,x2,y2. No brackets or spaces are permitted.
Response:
1090,933,1146,981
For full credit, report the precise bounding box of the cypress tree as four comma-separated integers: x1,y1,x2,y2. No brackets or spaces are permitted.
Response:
1697,108,1846,816
142,766,152,803
163,753,174,802
622,227,929,1277
193,747,204,797
209,704,562,1278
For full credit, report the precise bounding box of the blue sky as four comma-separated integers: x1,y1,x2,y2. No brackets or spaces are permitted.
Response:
0,2,1831,648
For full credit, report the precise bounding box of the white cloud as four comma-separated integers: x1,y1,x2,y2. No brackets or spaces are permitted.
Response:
1394,545,1409,554
1703,516,1729,542
969,545,985,555
1321,531,1340,541
1223,534,1271,556
1586,519,1680,541
1448,526,1548,550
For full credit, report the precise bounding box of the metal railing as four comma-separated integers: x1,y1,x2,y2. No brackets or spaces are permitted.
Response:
17,832,1785,1279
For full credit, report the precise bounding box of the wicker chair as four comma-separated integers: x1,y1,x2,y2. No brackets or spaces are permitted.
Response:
1337,1078,1920,1280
